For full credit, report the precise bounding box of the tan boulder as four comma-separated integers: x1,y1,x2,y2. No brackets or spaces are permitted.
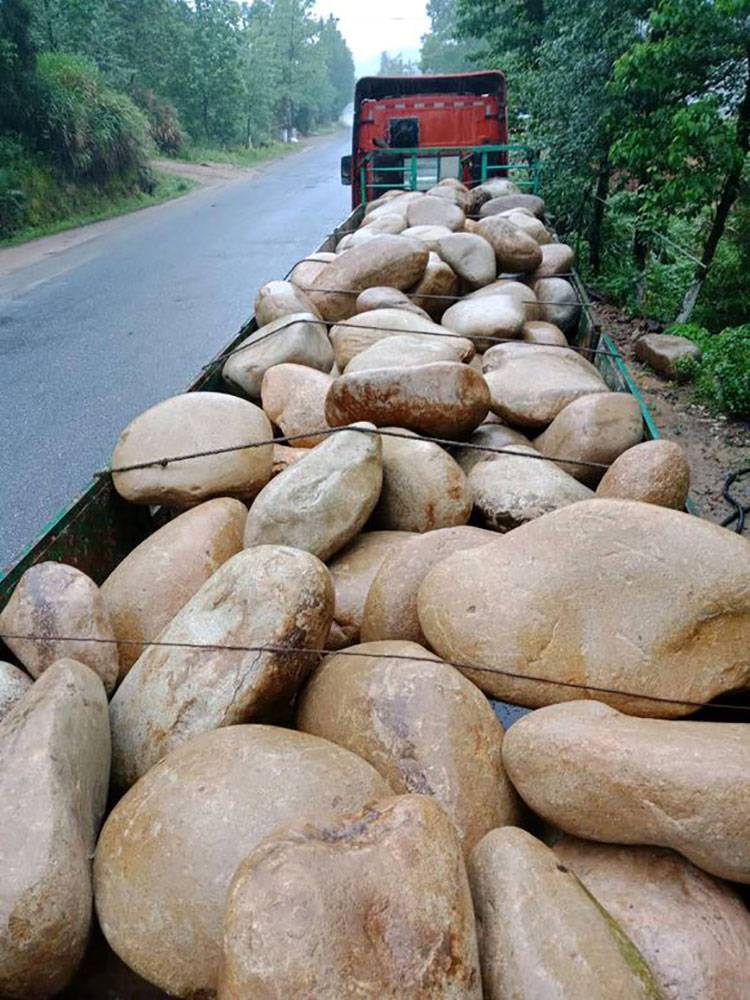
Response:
330,307,457,369
469,446,593,530
218,795,481,1000
326,531,413,649
552,836,750,1000
100,498,247,679
344,332,475,374
370,427,472,532
409,251,460,319
635,333,702,378
222,312,333,401
0,562,118,695
523,319,568,345
483,347,608,429
288,251,336,290
428,182,473,214
475,217,543,273
0,661,31,722
596,439,690,509
531,242,575,279
452,422,534,475
468,827,661,1000
111,392,273,506
326,363,490,439
499,209,552,244
243,424,383,560
406,194,465,231
298,643,520,854
533,276,581,331
469,279,542,321
534,392,644,484
504,701,750,882
309,235,429,322
358,212,407,235
94,726,390,998
271,443,307,476
401,223,455,252
354,286,429,318
254,280,319,325
418,498,750,716
0,660,110,999
479,192,546,219
361,525,496,646
260,362,332,447
435,232,497,288
110,546,334,789
471,179,520,212
442,295,525,352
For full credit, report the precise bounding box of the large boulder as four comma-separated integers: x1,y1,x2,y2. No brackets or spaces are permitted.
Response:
436,232,497,288
373,427,472,532
309,235,429,322
503,701,750,883
534,392,644,484
475,217,543,273
326,363,491,439
222,313,333,401
101,498,247,680
218,795,481,1000
533,276,580,332
635,333,702,378
469,279,541,322
452,422,533,475
329,307,459,369
596,439,690,509
0,660,110,999
478,192,546,218
498,209,552,244
483,346,608,429
110,546,334,789
406,194,465,231
94,726,390,998
254,280,319,325
111,392,273,506
401,224,455,252
523,319,569,346
243,424,383,560
355,286,429,318
468,827,661,1000
442,294,525,352
344,332,474,373
288,251,335,290
362,525,496,646
0,562,118,695
418,498,750,716
530,242,575,279
298,642,519,854
469,446,594,531
326,531,413,649
552,836,750,1000
0,661,31,722
260,362,333,447
409,251,461,319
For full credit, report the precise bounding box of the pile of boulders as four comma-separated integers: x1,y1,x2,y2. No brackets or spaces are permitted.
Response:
1,177,749,999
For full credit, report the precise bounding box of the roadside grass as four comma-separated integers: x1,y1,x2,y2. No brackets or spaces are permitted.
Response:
0,171,196,248
176,125,347,168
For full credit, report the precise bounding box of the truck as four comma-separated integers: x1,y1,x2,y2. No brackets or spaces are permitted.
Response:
0,72,703,997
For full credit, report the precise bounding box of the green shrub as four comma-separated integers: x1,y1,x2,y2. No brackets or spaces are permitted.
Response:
0,136,28,234
669,323,750,417
134,89,186,157
35,52,151,183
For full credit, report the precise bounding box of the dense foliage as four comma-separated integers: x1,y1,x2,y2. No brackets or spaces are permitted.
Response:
0,0,354,236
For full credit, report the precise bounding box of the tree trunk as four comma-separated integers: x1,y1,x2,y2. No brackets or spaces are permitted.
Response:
677,53,750,324
589,156,611,274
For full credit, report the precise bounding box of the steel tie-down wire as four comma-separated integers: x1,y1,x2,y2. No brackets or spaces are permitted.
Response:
721,467,750,535
1,633,747,715
100,426,610,478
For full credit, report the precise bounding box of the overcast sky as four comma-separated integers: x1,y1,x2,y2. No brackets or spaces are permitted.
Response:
314,1,430,77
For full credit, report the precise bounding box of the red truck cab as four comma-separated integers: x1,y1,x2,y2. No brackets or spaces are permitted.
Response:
342,72,509,208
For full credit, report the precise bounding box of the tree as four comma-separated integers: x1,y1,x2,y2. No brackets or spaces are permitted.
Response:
0,0,38,132
611,0,750,321
318,15,354,123
378,51,419,76
421,0,480,74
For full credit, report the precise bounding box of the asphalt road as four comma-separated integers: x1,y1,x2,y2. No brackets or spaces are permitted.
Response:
0,131,352,571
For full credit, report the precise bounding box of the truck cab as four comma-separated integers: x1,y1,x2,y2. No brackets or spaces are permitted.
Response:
342,71,537,208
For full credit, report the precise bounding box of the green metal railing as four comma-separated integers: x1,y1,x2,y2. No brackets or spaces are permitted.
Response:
359,144,542,205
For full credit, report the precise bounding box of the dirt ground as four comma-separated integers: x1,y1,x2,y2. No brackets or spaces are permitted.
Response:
593,303,749,527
